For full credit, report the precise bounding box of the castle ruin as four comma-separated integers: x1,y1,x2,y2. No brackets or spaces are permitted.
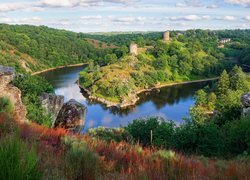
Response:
130,43,138,56
163,31,170,42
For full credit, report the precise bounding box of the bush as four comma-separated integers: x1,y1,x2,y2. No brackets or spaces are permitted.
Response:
87,127,133,143
13,75,54,126
0,97,13,114
0,134,41,180
222,116,250,156
63,137,100,179
125,117,175,148
13,75,53,97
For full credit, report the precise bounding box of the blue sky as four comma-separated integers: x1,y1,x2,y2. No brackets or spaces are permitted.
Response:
0,0,249,32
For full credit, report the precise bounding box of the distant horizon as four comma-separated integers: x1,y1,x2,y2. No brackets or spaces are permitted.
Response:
1,23,250,34
0,0,249,32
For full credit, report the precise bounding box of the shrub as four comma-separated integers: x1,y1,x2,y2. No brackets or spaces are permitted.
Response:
13,75,54,126
63,137,100,179
87,127,133,143
0,97,13,114
125,117,175,148
222,116,250,156
0,134,41,180
174,122,224,157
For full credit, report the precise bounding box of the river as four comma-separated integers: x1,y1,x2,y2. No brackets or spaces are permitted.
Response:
40,65,215,132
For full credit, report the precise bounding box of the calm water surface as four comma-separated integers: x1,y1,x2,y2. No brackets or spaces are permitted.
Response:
40,66,214,132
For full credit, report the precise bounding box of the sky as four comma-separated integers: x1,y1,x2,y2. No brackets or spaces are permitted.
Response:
0,0,249,32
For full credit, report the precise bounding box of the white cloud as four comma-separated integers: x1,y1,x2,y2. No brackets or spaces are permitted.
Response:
225,0,250,7
215,15,236,21
38,0,138,8
113,16,136,22
31,7,45,12
0,0,139,12
0,2,32,12
169,15,203,21
175,0,203,8
243,15,250,20
0,17,42,24
206,4,218,9
175,3,187,7
80,15,103,20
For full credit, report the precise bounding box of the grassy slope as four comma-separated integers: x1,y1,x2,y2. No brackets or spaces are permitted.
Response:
0,24,98,73
0,41,46,74
85,38,117,49
1,112,249,179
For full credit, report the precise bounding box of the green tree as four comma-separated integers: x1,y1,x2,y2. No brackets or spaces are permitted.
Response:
120,45,128,56
207,92,217,110
104,53,118,65
195,90,207,106
153,54,169,70
229,66,249,92
216,70,230,96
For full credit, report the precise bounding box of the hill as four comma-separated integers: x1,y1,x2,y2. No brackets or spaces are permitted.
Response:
0,24,119,73
79,30,232,107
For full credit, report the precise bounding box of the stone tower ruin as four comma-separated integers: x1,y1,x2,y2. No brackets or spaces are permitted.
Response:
130,43,138,55
163,31,170,42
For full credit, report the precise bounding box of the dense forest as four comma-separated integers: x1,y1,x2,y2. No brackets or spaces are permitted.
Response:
1,24,249,75
2,66,249,179
80,29,241,103
0,24,122,73
216,29,250,65
1,24,250,179
87,66,250,158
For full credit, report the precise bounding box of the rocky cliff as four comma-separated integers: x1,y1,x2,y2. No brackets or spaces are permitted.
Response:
241,93,250,116
40,93,64,126
0,65,27,122
54,99,87,133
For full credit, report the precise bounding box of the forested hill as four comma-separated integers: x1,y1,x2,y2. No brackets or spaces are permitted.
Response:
1,24,250,74
0,24,118,73
81,29,250,65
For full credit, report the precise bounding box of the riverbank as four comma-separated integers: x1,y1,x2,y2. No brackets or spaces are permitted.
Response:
31,63,88,75
79,77,219,109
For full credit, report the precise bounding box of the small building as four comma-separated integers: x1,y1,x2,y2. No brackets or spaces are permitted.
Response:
130,43,138,56
163,31,170,42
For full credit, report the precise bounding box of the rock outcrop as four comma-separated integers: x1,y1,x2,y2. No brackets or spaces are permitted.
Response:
0,65,27,122
40,93,64,125
54,99,87,133
241,93,250,116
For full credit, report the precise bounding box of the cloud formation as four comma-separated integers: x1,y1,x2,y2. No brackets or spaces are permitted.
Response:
169,15,210,21
225,0,250,7
0,0,138,12
215,15,237,21
0,16,42,24
0,0,249,32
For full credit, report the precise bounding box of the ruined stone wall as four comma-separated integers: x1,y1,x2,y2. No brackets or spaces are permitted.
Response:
130,43,138,55
163,31,170,42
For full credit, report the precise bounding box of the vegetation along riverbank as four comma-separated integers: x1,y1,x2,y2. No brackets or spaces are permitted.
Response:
1,24,250,179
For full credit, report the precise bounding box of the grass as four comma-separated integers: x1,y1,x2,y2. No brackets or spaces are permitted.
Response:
0,97,14,114
1,107,250,179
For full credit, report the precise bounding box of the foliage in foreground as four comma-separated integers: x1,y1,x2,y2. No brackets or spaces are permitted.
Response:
13,75,54,126
0,96,13,114
124,116,250,157
124,67,250,157
1,108,250,179
0,115,40,180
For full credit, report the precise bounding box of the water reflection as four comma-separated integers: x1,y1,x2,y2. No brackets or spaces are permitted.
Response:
40,66,215,132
